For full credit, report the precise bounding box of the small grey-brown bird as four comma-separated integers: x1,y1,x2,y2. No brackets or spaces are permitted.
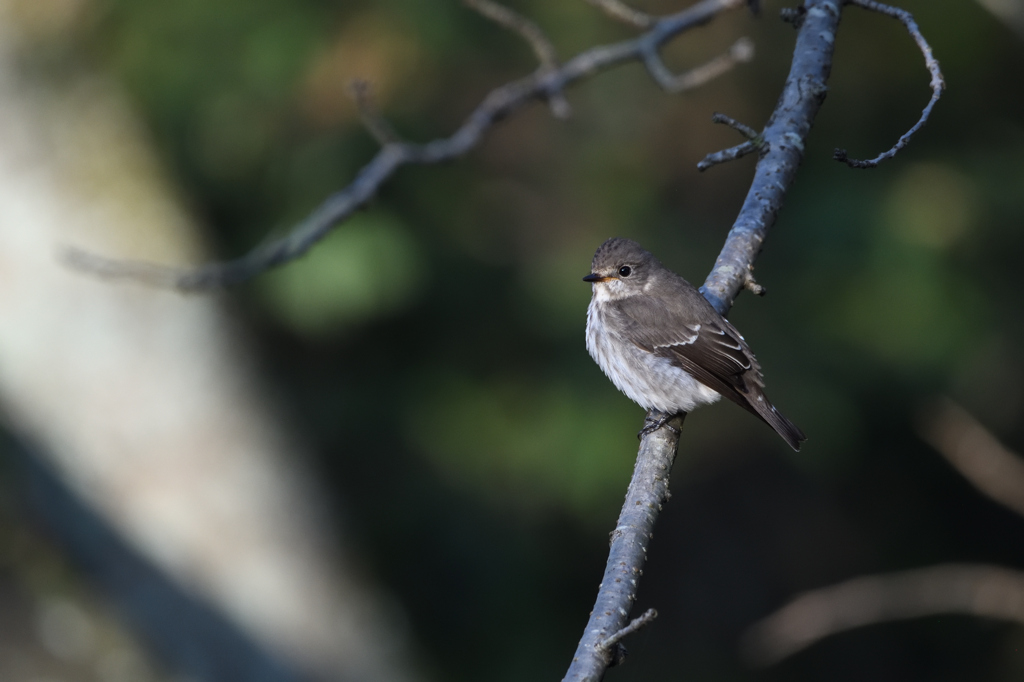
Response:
584,237,805,450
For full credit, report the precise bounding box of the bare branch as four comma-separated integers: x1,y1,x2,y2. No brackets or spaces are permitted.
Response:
583,0,656,29
65,0,747,291
741,564,1024,666
834,0,945,168
346,79,400,146
918,397,1024,520
701,0,843,314
463,0,571,118
563,415,683,682
644,37,754,93
566,2,851,678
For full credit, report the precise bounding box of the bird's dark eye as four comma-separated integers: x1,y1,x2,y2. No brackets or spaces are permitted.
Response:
618,265,632,277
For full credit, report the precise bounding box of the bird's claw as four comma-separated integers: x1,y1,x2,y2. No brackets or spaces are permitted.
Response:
637,411,681,440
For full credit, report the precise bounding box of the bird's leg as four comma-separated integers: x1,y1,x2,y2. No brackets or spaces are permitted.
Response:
638,409,683,440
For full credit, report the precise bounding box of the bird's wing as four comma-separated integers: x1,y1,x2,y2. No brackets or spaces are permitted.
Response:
611,292,763,392
611,287,805,451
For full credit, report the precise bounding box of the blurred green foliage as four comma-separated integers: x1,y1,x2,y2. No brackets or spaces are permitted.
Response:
50,0,1024,679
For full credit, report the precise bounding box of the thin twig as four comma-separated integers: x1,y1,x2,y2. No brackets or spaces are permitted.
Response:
597,608,658,652
463,0,571,118
712,111,760,140
741,564,1024,666
644,36,754,93
834,0,945,168
347,79,400,146
697,141,757,171
583,0,656,28
64,0,747,291
463,0,559,67
743,270,766,296
918,397,1024,521
697,111,765,171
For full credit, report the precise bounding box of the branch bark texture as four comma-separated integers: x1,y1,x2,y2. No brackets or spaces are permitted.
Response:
563,2,844,680
701,0,842,315
563,416,682,681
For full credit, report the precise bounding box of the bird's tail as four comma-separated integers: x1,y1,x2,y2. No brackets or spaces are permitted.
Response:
745,388,806,451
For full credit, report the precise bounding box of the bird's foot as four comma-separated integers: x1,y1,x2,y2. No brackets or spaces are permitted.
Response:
638,410,683,440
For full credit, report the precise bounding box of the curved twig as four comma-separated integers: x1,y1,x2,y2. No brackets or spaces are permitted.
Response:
711,111,760,140
65,0,746,292
834,0,945,168
741,564,1024,666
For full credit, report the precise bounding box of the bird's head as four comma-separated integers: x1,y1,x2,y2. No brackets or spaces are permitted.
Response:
583,237,659,300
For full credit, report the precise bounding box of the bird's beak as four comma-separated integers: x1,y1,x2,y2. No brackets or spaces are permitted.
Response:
583,273,611,283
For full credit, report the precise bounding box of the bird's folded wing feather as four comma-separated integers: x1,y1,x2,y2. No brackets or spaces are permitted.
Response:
611,293,765,396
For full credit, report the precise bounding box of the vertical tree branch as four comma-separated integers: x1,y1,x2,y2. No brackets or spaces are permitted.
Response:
563,416,683,681
564,2,847,680
702,0,843,315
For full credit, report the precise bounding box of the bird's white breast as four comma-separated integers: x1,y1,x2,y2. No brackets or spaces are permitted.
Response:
586,292,721,414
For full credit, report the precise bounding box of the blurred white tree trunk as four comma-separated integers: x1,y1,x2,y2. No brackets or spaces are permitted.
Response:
0,4,415,681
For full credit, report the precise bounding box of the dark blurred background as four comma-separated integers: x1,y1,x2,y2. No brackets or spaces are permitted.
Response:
1,0,1023,680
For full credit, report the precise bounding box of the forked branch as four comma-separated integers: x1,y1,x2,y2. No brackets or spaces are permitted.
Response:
697,111,765,171
65,0,747,291
463,0,571,117
644,36,754,93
